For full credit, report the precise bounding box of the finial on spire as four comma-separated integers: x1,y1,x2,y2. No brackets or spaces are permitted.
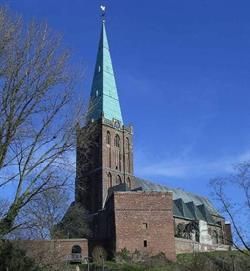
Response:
100,5,106,22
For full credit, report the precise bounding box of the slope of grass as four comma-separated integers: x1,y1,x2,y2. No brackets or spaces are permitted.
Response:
71,251,250,271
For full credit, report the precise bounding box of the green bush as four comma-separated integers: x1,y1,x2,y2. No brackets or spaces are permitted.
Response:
0,241,41,271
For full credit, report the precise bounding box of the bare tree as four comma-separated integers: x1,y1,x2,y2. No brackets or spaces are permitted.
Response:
9,187,70,240
210,162,250,255
0,7,82,237
0,199,9,219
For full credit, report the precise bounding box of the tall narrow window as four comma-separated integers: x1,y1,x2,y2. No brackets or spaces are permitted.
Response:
114,134,120,148
126,137,130,173
144,240,147,247
108,173,112,188
114,134,121,170
107,131,111,168
106,131,111,145
116,175,122,184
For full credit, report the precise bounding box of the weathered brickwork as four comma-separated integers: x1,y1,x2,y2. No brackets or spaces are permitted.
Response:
14,239,88,264
75,117,232,260
101,121,134,203
76,119,134,213
75,121,102,212
112,191,176,261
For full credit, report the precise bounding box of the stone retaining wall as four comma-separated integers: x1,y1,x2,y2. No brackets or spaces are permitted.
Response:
175,237,231,254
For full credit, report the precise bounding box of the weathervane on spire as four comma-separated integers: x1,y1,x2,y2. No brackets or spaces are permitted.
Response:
100,4,106,22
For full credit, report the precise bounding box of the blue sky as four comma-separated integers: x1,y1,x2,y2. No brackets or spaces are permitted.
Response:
2,0,250,202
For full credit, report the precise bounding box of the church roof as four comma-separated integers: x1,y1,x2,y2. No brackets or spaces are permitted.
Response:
86,21,123,124
134,177,221,224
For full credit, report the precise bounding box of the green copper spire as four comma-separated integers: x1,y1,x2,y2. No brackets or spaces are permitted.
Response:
86,21,123,124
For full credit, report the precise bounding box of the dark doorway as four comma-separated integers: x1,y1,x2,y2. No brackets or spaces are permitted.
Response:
72,245,82,254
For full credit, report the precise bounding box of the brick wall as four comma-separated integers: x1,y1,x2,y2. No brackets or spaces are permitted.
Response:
14,239,88,264
113,191,176,261
102,122,134,206
76,119,134,213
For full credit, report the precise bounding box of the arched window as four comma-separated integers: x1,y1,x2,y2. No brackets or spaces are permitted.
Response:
126,137,131,173
106,131,111,145
72,245,82,254
116,175,122,184
108,173,112,188
114,134,120,148
114,134,121,170
127,177,131,189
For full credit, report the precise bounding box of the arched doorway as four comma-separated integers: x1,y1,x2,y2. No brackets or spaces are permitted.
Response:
72,245,82,254
71,245,82,263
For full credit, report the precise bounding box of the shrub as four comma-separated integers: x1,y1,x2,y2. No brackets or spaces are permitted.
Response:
0,241,41,271
92,245,108,264
115,248,132,263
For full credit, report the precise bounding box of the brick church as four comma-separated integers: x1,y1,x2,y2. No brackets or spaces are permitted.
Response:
74,18,232,261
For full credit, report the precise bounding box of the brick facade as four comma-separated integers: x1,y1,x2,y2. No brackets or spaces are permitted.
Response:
14,239,88,264
75,118,134,213
75,117,232,261
75,117,232,260
112,191,176,261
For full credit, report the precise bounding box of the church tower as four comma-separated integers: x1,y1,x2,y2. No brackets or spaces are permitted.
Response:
75,20,134,213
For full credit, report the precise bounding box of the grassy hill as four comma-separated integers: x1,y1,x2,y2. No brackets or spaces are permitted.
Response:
71,251,250,271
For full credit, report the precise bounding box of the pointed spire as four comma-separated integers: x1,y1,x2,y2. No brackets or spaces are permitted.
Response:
86,19,123,125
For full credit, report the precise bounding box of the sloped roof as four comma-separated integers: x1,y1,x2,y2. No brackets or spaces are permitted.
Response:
134,177,221,223
86,21,123,124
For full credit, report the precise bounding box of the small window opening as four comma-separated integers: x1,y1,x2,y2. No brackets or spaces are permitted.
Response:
98,66,101,72
142,223,148,229
144,240,147,247
96,90,99,97
106,131,111,145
